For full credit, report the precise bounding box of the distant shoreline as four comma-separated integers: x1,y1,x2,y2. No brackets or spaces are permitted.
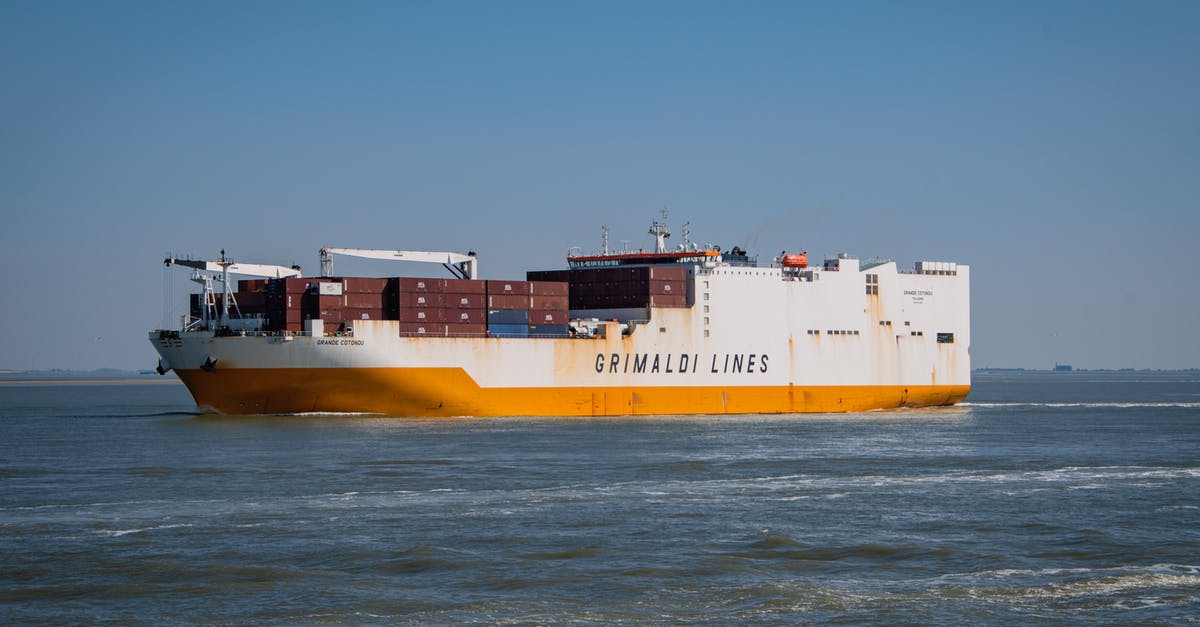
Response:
0,377,183,386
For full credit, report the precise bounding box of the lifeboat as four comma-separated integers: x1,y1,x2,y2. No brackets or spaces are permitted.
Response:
781,252,808,268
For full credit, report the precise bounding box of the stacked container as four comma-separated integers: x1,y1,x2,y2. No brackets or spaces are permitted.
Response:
485,280,569,337
396,278,487,337
527,265,689,310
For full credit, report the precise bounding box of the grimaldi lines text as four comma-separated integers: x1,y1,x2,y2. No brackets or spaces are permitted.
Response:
151,235,970,416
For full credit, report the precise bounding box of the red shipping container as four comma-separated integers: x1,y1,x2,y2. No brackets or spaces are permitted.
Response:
238,279,269,293
649,266,687,281
341,308,385,321
649,280,685,295
398,323,447,336
342,277,389,293
488,294,532,309
396,277,445,292
531,295,568,310
529,309,568,324
530,281,568,296
443,309,484,324
346,293,387,309
399,292,442,308
444,279,487,294
443,293,485,309
445,323,487,336
486,280,531,295
399,308,443,323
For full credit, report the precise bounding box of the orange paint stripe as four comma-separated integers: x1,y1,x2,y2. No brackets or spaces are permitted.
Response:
175,367,970,417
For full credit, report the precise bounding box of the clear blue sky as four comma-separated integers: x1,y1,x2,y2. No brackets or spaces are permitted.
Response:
1,1,1196,370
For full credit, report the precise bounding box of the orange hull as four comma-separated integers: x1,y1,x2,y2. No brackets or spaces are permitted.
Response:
175,367,970,416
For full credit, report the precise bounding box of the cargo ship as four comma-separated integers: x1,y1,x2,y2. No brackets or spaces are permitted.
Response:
151,215,970,416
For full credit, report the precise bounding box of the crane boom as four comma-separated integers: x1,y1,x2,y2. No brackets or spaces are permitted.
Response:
164,257,302,278
319,247,477,279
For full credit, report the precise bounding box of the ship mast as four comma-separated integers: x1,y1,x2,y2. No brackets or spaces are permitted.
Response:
649,208,671,253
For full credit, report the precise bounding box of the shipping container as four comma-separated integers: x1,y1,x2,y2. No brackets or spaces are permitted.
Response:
445,323,487,336
342,277,390,293
443,293,485,309
528,324,570,337
346,293,387,309
396,278,444,292
487,309,529,324
648,280,685,295
529,281,568,296
444,279,487,294
486,280,532,295
487,294,532,310
444,309,485,324
487,323,529,338
398,292,442,308
530,295,568,310
528,309,568,325
399,309,443,323
237,279,269,293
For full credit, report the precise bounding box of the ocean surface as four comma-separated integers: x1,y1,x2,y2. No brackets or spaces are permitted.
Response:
1,372,1198,624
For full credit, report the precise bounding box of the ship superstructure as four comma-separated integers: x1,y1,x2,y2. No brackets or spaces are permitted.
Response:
151,217,970,415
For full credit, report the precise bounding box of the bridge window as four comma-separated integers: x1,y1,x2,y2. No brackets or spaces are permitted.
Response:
937,332,954,343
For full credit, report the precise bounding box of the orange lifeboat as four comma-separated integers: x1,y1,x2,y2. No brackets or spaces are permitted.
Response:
781,252,808,268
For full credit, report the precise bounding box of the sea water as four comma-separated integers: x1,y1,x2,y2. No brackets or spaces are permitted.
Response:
1,371,1197,623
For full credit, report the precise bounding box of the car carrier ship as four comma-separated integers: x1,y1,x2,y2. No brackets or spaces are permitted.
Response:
150,214,970,416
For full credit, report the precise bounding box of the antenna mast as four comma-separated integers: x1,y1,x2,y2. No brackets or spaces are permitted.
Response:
649,208,671,253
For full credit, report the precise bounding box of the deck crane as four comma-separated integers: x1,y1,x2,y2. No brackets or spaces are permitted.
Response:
164,251,302,330
319,248,478,280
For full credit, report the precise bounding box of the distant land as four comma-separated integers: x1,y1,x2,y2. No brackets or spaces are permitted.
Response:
0,369,177,381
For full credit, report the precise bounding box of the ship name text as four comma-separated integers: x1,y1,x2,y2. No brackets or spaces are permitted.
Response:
595,352,769,375
316,338,366,346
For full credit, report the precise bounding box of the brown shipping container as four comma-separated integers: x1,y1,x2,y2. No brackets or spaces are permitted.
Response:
238,279,269,293
398,323,447,336
346,293,387,309
282,277,309,294
443,293,485,309
486,280,531,295
396,277,445,292
649,266,687,281
444,279,487,294
445,323,487,336
531,295,568,310
443,309,485,324
529,309,568,325
648,280,685,295
649,294,688,307
529,281,568,296
342,277,389,293
398,292,442,308
487,294,532,310
398,309,443,323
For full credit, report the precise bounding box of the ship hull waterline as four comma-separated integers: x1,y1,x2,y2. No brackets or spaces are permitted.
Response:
174,367,970,416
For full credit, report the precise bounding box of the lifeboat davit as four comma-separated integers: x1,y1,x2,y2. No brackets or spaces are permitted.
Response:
781,252,808,268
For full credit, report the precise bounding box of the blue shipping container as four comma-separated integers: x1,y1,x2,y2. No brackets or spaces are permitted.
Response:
528,324,570,337
487,309,530,324
487,323,529,338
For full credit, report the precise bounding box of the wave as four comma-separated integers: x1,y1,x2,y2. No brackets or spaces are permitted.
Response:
95,523,193,537
961,402,1200,409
